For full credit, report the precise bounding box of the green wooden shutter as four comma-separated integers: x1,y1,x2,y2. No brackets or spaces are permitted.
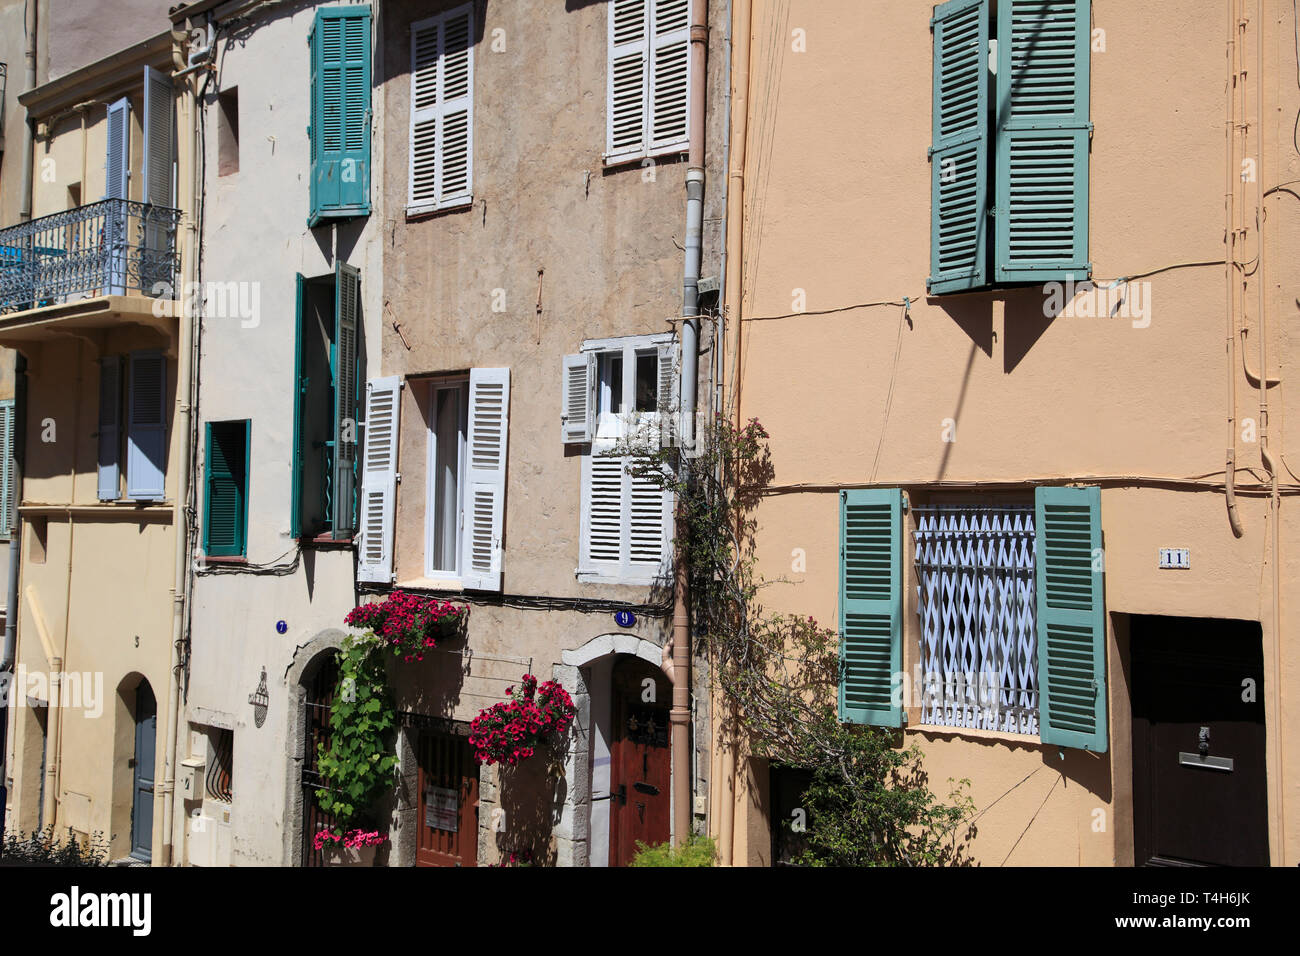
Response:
331,261,360,538
928,0,989,294
310,5,371,225
994,0,1090,282
291,273,305,538
204,421,248,557
1035,485,1106,751
839,488,904,727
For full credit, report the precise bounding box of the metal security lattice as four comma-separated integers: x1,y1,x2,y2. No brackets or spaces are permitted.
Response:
914,505,1038,734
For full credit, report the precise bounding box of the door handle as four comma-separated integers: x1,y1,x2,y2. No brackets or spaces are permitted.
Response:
592,784,626,805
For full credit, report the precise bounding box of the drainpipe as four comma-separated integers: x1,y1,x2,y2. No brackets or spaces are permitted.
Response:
159,28,198,866
1251,2,1285,865
715,0,751,867
1223,0,1244,538
671,0,708,848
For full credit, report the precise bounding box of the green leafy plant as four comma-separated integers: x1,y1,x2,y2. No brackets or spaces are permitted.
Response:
0,827,110,866
314,630,399,837
629,835,717,867
623,415,975,866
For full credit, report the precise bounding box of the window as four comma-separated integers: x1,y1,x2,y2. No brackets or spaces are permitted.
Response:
357,369,509,591
927,0,1089,294
309,5,371,225
292,264,360,540
98,351,167,502
203,421,250,558
204,727,233,802
424,377,468,578
566,334,676,584
0,399,14,538
913,502,1037,734
838,486,1108,752
217,88,239,176
408,4,474,215
606,0,691,164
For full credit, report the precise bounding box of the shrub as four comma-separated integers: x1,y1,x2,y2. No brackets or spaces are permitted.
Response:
0,827,110,866
629,835,717,867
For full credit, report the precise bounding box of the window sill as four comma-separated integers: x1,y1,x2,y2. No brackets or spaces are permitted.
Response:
299,534,354,549
602,142,688,169
405,197,473,220
907,721,1042,748
202,555,247,565
397,576,463,593
576,569,670,588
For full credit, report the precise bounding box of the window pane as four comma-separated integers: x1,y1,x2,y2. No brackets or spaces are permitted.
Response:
431,386,463,573
635,352,657,412
600,354,624,415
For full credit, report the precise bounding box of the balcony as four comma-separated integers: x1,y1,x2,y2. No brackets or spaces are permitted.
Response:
0,199,180,317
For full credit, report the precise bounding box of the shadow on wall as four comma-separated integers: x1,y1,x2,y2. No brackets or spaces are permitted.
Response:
495,752,566,866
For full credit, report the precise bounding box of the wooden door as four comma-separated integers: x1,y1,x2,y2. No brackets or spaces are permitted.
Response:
130,682,157,861
609,656,672,867
417,732,478,867
1132,616,1269,866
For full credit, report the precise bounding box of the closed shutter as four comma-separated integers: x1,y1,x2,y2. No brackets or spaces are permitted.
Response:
583,453,671,578
204,421,248,558
586,454,625,566
928,0,989,294
461,368,509,591
0,400,14,536
628,468,669,569
357,377,401,583
648,0,690,152
561,352,594,444
310,5,371,224
97,356,122,501
839,488,903,727
332,261,360,537
994,0,1090,282
126,350,166,501
142,66,175,294
607,0,648,159
408,5,473,214
1034,485,1106,751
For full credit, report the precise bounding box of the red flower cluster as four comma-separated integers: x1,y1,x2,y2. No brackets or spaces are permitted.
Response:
345,591,466,662
469,674,576,766
313,828,389,851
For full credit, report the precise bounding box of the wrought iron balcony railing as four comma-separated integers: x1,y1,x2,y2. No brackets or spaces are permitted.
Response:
0,198,181,315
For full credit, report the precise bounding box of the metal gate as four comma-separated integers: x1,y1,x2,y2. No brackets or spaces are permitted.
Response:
302,653,340,867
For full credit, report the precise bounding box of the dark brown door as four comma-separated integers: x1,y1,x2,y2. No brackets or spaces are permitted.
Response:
1132,616,1268,866
609,656,672,867
302,653,340,868
416,732,478,867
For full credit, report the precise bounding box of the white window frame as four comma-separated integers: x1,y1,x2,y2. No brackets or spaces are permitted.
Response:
577,332,674,585
604,0,692,166
407,3,475,217
423,376,470,581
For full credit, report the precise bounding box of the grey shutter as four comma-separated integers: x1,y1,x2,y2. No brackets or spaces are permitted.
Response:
141,66,175,295
97,356,122,501
126,350,166,500
105,97,131,295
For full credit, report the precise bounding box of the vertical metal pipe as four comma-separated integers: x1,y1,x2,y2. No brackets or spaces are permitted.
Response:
1224,0,1244,538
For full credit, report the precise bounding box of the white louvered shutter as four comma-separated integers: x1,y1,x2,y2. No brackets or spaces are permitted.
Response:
357,376,401,583
461,367,509,591
562,353,595,444
656,341,678,447
629,466,670,571
586,454,625,567
649,0,690,152
98,356,122,500
607,0,649,159
126,350,166,500
409,5,473,213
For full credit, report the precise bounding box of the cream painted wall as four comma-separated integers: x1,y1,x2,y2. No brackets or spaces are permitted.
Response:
728,0,1299,865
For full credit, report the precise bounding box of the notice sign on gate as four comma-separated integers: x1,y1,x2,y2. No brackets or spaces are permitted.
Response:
425,786,459,832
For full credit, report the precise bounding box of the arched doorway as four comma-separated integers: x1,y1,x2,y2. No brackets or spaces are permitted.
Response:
608,655,672,866
300,652,340,867
130,681,157,861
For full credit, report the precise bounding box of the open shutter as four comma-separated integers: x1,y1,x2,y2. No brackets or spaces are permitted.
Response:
97,356,122,501
461,368,509,591
105,96,131,295
142,66,175,295
1035,485,1106,751
839,488,903,727
290,274,305,538
656,340,679,447
357,377,401,583
927,0,989,294
0,400,14,536
607,0,649,159
561,352,594,444
994,0,1090,282
648,0,690,152
332,261,360,538
127,350,166,501
204,422,248,558
311,5,371,224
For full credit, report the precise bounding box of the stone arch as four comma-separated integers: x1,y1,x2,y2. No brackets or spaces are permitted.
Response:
560,633,668,673
281,628,348,866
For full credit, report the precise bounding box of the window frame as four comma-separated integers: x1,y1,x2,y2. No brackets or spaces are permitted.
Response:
423,375,470,581
577,331,674,585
